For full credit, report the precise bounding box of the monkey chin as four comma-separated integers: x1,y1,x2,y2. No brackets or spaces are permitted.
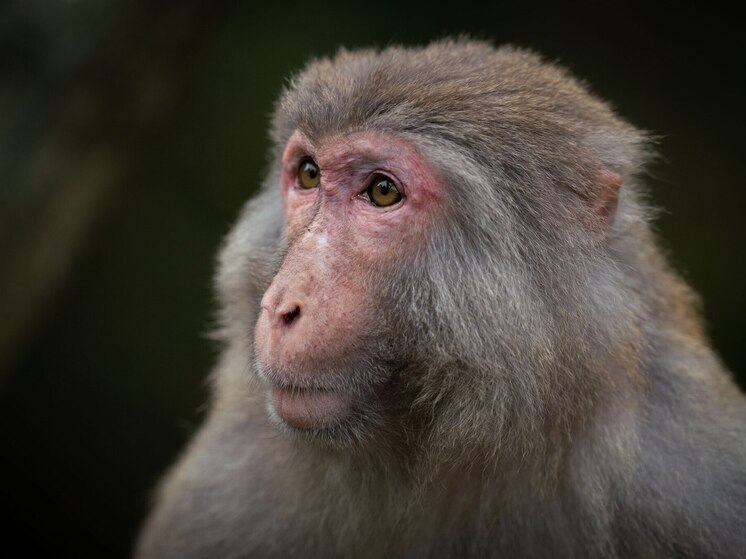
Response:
269,384,355,430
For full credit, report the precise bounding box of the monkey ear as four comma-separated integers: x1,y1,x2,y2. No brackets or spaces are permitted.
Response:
593,170,622,230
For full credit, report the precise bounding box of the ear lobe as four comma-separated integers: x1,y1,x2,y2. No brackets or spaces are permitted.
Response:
594,170,622,230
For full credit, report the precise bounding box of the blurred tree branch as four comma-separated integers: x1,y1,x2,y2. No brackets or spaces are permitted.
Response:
0,0,232,377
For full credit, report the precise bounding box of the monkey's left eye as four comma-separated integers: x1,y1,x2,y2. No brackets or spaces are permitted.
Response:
366,176,402,207
298,158,320,189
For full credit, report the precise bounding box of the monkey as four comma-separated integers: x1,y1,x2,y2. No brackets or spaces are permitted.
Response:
135,39,746,558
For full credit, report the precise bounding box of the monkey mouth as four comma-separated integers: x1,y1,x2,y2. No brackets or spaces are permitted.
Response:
270,384,354,430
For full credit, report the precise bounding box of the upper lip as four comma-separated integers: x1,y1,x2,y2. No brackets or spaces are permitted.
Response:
260,369,340,393
271,383,333,393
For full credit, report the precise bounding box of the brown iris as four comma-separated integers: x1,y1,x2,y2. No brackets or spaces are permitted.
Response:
367,175,402,207
298,158,320,189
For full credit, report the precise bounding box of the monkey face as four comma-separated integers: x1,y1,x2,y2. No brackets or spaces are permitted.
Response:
253,129,442,435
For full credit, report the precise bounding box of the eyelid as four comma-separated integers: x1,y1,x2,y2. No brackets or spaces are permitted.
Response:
361,171,404,195
294,154,316,170
285,150,314,173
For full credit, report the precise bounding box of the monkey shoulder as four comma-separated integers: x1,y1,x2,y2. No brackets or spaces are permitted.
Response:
609,353,746,558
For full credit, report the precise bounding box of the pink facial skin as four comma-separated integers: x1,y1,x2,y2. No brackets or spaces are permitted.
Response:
254,130,442,430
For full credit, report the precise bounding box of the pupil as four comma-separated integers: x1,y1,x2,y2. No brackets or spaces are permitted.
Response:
305,164,317,178
378,180,390,195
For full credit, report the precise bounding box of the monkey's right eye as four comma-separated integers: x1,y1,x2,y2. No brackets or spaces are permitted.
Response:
298,159,320,189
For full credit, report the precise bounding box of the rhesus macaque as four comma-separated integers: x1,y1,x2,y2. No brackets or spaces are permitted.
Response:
136,39,746,558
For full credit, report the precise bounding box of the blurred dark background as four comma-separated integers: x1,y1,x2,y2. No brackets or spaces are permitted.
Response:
0,1,743,557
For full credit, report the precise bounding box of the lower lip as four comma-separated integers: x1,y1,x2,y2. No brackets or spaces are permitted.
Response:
271,385,354,429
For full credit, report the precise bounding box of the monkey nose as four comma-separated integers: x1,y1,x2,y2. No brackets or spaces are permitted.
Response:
262,299,302,330
280,304,301,328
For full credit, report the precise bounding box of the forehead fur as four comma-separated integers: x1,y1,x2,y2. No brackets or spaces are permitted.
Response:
272,38,646,178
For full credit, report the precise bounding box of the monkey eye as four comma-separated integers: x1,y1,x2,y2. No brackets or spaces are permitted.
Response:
298,158,320,189
366,175,402,207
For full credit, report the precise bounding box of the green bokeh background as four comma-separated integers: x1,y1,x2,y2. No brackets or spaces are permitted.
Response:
0,2,743,557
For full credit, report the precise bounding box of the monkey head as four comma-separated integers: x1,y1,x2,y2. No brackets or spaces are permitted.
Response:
219,40,647,452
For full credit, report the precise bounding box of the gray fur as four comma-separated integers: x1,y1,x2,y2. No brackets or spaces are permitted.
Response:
135,39,746,558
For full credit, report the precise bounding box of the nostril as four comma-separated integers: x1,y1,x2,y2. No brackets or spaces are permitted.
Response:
281,306,301,327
